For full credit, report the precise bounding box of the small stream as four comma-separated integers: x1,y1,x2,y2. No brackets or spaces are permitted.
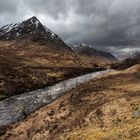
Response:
0,69,112,128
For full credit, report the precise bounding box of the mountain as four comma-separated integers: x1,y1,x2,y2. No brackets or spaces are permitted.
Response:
0,17,105,100
71,43,117,63
0,16,69,50
111,52,140,70
131,52,140,60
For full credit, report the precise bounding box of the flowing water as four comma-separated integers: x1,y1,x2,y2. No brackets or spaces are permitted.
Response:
0,69,112,127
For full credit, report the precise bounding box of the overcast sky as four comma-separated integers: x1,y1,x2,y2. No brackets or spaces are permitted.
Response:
0,0,140,54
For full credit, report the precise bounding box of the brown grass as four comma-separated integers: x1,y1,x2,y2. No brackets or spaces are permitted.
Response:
0,40,108,100
1,65,140,140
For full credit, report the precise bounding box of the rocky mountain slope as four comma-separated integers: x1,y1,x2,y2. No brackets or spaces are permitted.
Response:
71,43,117,63
0,16,69,50
1,64,140,140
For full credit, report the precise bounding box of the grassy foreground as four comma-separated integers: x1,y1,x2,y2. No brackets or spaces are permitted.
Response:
1,65,140,140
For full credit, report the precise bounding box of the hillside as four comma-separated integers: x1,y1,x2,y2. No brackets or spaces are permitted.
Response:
0,17,109,100
0,40,101,100
1,64,140,140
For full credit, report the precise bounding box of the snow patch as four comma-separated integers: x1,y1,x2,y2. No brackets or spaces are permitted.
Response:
44,26,60,40
1,22,21,34
51,33,56,39
72,43,93,50
31,19,33,24
35,20,39,28
15,32,20,38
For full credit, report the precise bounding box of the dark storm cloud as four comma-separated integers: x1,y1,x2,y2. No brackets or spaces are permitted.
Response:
0,0,140,51
72,0,140,46
26,0,69,19
0,0,18,25
0,0,29,26
0,0,18,14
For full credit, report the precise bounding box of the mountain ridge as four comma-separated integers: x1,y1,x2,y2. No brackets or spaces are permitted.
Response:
71,43,117,62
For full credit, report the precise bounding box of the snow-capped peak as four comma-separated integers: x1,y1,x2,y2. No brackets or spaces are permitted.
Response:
71,43,93,50
27,16,41,28
0,16,63,43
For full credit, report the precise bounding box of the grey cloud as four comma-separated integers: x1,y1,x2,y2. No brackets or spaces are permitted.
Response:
0,0,18,14
0,0,140,51
26,0,69,19
0,0,27,26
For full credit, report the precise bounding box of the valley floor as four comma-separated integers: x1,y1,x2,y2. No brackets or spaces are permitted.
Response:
1,65,140,140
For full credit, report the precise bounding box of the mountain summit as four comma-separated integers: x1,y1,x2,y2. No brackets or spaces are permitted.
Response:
0,16,68,48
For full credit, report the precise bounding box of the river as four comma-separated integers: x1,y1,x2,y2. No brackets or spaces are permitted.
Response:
0,69,112,128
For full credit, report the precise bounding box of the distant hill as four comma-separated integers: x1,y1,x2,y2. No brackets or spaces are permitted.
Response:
111,52,140,70
71,43,117,63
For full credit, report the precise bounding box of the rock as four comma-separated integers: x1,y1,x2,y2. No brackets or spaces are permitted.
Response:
47,110,54,116
132,109,140,119
59,102,65,109
48,124,58,132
